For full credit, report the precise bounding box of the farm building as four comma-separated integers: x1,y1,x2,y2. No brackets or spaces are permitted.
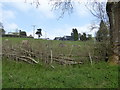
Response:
54,36,73,41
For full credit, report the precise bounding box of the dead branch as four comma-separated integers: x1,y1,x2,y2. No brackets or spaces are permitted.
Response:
19,56,39,64
20,48,36,57
53,58,82,65
18,57,33,64
2,52,38,64
53,56,75,61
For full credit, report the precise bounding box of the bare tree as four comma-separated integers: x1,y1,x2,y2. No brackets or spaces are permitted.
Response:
25,0,40,8
50,0,74,18
86,1,108,22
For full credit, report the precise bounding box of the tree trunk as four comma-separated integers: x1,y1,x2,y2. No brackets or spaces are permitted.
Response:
106,1,120,65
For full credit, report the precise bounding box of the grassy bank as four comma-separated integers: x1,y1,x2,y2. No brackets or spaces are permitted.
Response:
2,59,118,88
2,37,119,88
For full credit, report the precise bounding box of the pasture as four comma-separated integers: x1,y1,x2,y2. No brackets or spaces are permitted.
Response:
1,37,119,88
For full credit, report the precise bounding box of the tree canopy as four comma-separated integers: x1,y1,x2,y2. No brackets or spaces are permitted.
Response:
71,28,78,41
96,20,109,42
36,28,42,39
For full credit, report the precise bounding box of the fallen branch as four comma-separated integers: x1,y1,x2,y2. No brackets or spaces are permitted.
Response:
53,58,82,65
19,56,39,64
2,53,38,64
18,57,33,64
53,56,75,61
20,48,36,57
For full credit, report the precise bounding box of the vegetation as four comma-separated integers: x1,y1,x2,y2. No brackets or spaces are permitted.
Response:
36,28,42,39
2,58,119,88
71,28,78,41
49,0,120,65
94,20,110,61
2,37,119,88
0,28,5,35
19,30,27,37
95,20,109,42
80,33,87,41
87,34,92,40
2,37,95,65
1,1,120,88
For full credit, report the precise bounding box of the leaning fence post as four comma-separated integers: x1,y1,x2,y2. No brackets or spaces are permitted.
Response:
50,49,53,64
89,52,93,65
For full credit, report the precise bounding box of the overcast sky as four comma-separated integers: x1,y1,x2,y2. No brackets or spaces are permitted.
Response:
0,0,101,39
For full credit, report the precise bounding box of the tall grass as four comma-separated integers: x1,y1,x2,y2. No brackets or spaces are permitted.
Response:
2,37,95,64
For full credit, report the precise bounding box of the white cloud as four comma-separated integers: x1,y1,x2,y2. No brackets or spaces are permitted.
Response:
11,2,32,12
74,3,90,17
0,0,108,3
27,30,33,37
6,0,55,19
36,0,55,19
3,10,15,20
0,3,15,21
73,24,99,36
0,2,18,33
4,22,18,33
0,0,29,3
0,3,3,22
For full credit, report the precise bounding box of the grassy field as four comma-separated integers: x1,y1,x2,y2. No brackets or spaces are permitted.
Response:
2,59,119,88
2,37,119,88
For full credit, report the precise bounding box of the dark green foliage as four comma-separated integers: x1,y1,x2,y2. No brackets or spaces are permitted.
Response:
94,42,111,62
19,30,27,36
87,34,92,40
36,28,42,39
80,33,87,41
94,20,110,62
71,28,78,41
0,28,5,35
80,33,92,41
95,20,109,42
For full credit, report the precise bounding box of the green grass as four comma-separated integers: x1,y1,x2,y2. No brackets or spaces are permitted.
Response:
2,37,95,63
2,37,119,88
2,59,119,88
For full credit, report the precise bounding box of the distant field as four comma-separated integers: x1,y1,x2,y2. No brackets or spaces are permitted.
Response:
2,37,95,63
2,37,119,88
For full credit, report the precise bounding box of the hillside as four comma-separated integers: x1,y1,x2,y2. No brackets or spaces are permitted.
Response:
1,37,119,88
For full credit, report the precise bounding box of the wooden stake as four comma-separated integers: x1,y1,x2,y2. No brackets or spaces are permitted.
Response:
89,52,92,65
50,49,53,64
